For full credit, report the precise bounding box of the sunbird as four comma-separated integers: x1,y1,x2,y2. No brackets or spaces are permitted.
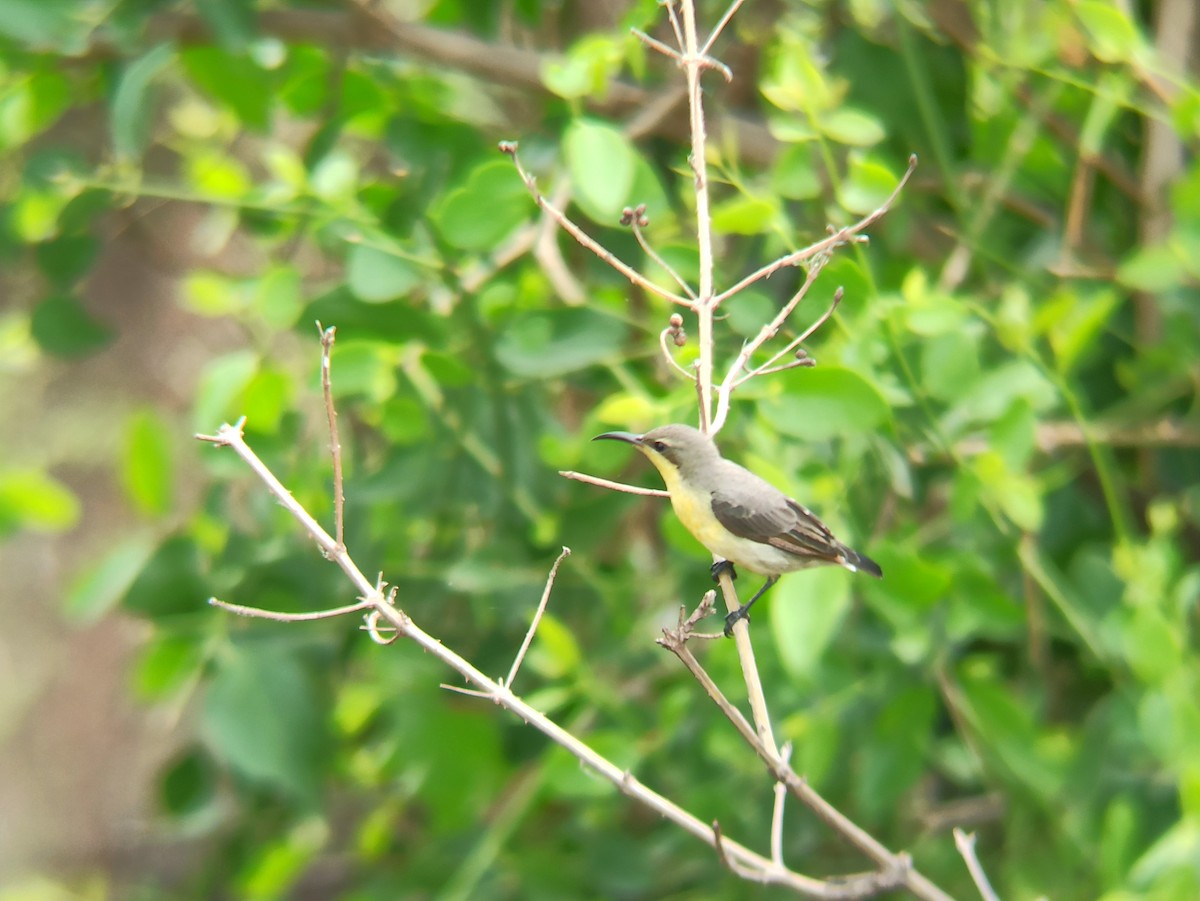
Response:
594,424,882,635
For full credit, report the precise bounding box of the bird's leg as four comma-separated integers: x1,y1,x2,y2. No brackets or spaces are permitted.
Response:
723,575,779,637
710,559,737,582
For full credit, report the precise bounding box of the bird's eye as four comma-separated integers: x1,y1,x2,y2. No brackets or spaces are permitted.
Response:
651,440,667,453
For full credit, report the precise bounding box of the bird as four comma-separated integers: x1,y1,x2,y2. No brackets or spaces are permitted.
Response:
593,424,881,635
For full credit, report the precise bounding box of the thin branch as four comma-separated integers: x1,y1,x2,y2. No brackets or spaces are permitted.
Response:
499,142,692,307
209,597,373,621
440,684,495,700
533,181,587,305
631,27,684,63
318,323,346,550
954,829,1001,901
715,567,778,752
711,262,824,434
505,547,571,689
660,326,698,381
702,0,747,54
733,287,842,387
557,470,670,498
713,154,918,305
664,0,686,51
659,604,953,901
626,211,696,300
772,741,794,865
678,0,719,434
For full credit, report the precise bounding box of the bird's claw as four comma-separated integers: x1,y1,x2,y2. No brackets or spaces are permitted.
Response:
723,607,750,637
710,560,737,583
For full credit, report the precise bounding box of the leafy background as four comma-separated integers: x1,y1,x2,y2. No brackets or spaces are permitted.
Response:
1,0,1198,898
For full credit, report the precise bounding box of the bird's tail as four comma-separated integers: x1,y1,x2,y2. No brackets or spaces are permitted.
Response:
840,545,883,578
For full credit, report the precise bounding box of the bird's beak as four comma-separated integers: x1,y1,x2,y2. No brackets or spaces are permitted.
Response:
592,431,643,446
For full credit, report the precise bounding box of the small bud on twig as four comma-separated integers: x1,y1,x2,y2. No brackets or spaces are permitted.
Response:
667,312,688,346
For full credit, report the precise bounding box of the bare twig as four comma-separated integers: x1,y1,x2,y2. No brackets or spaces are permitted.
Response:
954,828,1000,901
626,211,696,300
631,28,684,64
499,142,691,307
738,288,841,383
505,547,571,689
702,0,747,54
772,741,794,865
209,596,373,621
713,154,918,305
659,327,697,381
713,567,777,751
557,470,670,498
659,610,952,901
317,323,346,550
711,261,824,433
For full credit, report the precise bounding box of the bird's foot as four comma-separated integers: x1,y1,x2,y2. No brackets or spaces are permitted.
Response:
723,605,750,637
710,559,737,583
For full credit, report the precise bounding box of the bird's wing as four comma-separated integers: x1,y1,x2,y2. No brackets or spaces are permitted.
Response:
709,478,843,563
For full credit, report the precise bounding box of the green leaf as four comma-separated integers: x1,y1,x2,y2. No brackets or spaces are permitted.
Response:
111,43,175,160
65,535,156,623
240,366,293,434
772,145,822,200
819,108,886,146
121,409,174,516
1074,2,1140,64
196,0,257,52
180,46,272,129
0,468,81,536
193,350,258,433
30,295,114,358
758,367,890,441
856,685,935,818
325,340,396,402
253,266,303,328
529,613,582,679
837,156,900,216
495,308,627,378
35,234,97,288
121,534,207,618
955,663,1066,799
1118,243,1195,292
160,747,219,819
710,193,779,236
429,159,530,251
920,330,981,401
563,118,636,223
346,245,421,303
202,644,326,800
770,566,851,680
0,0,92,53
974,452,1043,531
134,633,204,699
1120,605,1182,686
1040,288,1120,375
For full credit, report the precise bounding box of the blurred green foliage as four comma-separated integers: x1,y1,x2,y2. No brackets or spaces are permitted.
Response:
2,0,1198,898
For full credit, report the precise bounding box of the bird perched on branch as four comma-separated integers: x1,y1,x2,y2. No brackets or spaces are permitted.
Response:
594,424,881,636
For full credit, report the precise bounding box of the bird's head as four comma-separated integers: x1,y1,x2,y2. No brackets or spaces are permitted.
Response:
593,424,718,480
